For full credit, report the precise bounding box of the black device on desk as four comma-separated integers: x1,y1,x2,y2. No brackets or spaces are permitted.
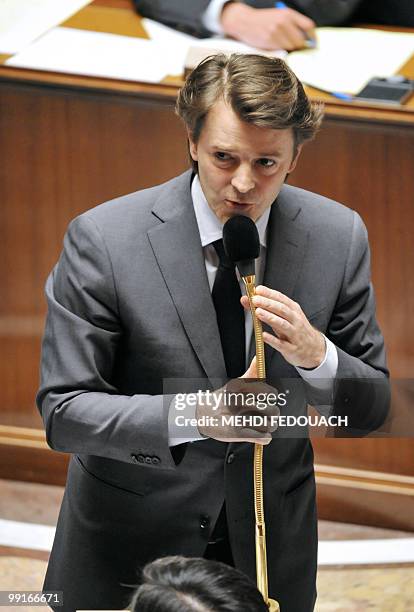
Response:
354,76,414,105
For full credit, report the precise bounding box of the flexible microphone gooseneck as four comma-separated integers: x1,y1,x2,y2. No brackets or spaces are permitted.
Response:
222,216,279,612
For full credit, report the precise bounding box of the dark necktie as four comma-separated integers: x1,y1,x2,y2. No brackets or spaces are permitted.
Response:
212,239,245,378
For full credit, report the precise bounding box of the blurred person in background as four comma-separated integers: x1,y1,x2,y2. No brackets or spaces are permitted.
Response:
134,0,414,51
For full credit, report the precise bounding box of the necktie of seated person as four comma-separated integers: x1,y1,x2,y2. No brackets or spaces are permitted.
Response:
212,239,246,379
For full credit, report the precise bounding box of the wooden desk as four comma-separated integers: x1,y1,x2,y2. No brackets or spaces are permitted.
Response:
1,0,413,529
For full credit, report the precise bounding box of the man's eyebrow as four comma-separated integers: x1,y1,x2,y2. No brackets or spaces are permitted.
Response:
256,150,283,157
211,143,234,150
211,144,282,157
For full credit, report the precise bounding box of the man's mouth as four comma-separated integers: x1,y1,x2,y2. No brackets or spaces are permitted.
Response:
225,199,254,208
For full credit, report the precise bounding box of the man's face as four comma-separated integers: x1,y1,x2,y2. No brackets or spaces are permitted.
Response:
188,99,302,223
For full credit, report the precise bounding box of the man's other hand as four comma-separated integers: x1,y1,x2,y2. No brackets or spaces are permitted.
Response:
196,358,280,444
220,2,315,51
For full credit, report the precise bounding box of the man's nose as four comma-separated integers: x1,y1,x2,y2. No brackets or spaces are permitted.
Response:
231,166,255,194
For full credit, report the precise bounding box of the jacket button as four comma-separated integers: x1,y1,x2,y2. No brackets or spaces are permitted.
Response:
138,454,145,463
200,516,210,530
131,454,138,463
145,456,152,464
227,452,235,464
152,456,161,465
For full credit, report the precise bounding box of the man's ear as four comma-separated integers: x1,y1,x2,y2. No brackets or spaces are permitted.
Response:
288,144,303,174
187,130,198,161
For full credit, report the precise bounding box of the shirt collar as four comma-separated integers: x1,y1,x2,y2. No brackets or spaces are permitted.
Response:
191,174,270,248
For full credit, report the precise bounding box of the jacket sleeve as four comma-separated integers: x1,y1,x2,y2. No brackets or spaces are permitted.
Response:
133,0,213,36
327,212,390,434
245,0,363,25
36,214,183,469
279,0,363,25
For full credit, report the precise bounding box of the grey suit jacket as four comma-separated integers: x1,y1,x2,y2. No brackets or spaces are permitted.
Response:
133,0,363,36
37,170,388,611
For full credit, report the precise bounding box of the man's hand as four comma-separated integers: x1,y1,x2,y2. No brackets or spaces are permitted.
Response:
241,286,326,369
196,358,280,445
221,2,315,51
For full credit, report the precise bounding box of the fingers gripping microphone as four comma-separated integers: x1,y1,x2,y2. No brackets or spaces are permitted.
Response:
222,216,280,612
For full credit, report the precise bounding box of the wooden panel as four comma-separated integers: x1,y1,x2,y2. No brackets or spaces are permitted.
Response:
0,443,69,486
0,85,187,316
289,117,414,377
1,337,43,428
313,438,414,477
316,466,414,532
289,117,414,495
0,82,189,433
317,487,414,531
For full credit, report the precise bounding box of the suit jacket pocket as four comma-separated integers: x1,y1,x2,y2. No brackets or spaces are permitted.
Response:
76,454,151,497
66,456,153,534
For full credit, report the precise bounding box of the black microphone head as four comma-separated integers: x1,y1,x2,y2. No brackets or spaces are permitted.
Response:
223,215,260,277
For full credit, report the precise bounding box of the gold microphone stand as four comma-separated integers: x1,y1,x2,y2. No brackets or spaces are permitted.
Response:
242,274,280,612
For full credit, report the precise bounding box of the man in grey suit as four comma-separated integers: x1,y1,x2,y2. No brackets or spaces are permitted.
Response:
37,54,389,611
134,0,414,51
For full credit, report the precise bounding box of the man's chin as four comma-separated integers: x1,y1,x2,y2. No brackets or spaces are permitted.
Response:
220,204,257,223
219,211,254,224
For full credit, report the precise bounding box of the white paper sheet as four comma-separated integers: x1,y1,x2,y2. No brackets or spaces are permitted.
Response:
0,0,92,54
287,27,414,95
6,27,169,84
142,18,287,76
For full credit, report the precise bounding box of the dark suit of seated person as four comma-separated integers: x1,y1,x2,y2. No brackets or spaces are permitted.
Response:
130,556,268,611
133,0,414,51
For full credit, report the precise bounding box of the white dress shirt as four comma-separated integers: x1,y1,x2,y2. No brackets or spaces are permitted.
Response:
202,0,231,34
168,175,338,445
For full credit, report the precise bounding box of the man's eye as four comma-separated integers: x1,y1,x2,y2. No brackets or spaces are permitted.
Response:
258,158,275,168
215,152,231,161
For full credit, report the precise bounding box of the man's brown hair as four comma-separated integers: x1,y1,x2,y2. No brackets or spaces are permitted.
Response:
176,53,323,161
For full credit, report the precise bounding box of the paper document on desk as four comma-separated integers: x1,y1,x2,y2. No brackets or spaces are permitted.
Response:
142,18,287,76
0,0,92,55
5,27,169,83
286,27,414,95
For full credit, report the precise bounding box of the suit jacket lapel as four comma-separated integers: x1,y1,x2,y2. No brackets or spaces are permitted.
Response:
248,187,309,370
147,172,226,381
263,187,309,303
